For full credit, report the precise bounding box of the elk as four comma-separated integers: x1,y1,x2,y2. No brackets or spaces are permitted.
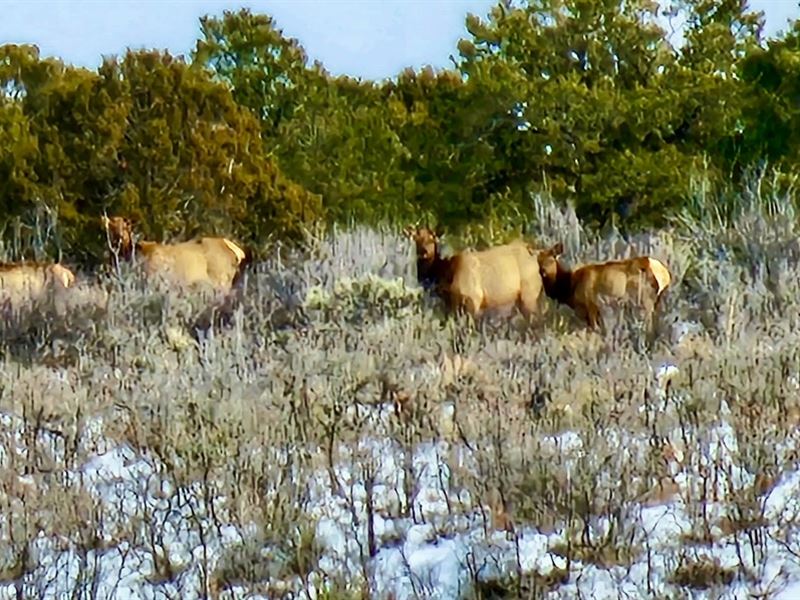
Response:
404,226,544,319
537,242,671,331
101,215,252,295
0,261,76,313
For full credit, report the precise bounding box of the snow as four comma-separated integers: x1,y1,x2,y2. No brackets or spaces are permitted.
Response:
774,580,800,600
1,391,799,599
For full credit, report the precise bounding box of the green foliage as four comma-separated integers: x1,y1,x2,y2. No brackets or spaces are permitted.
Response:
383,67,491,227
0,2,796,256
96,50,322,246
0,45,124,260
303,274,422,322
0,100,39,246
196,9,408,225
195,9,312,138
454,0,765,229
0,44,322,263
275,74,409,224
729,19,800,173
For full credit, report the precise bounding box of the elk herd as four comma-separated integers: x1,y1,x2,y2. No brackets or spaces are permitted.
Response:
404,226,672,334
0,217,672,337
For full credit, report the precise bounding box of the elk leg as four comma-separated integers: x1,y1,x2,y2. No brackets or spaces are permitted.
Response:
573,305,589,327
653,288,667,312
461,293,481,319
586,302,602,330
641,295,657,335
450,294,476,324
518,284,541,321
452,295,480,333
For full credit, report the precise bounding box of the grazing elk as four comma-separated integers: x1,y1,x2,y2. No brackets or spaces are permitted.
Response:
0,262,76,312
101,215,252,296
537,242,671,331
404,226,544,319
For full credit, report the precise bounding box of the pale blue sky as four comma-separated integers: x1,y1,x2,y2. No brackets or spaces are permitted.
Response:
1,0,797,81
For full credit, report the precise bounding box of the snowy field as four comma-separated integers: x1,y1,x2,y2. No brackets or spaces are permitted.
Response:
2,360,800,600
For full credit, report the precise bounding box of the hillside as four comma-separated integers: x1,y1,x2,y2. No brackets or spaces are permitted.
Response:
1,191,799,598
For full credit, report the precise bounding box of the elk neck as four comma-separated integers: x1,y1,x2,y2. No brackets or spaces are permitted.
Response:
417,252,453,291
547,261,577,307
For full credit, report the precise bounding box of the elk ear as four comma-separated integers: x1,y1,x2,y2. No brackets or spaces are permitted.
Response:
402,225,416,239
552,241,564,256
434,225,445,239
536,249,549,264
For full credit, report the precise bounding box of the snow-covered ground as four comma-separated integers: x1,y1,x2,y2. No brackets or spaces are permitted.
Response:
1,360,800,600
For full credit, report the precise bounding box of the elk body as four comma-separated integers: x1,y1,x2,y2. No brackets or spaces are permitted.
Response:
0,262,76,306
405,226,544,318
537,242,671,330
0,262,75,300
101,216,252,295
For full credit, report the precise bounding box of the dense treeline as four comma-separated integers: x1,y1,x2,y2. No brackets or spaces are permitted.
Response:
0,0,798,264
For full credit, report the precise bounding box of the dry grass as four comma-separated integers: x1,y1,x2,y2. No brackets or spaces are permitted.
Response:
0,190,799,598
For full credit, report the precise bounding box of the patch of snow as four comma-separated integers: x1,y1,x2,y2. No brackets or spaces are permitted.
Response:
656,362,679,385
764,469,800,522
670,320,703,345
3,395,800,599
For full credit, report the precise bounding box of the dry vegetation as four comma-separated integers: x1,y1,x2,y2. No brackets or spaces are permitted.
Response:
1,189,800,599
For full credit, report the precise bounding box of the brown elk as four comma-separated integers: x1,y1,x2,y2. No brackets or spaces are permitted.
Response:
537,242,671,331
101,215,252,295
0,262,76,309
404,226,544,318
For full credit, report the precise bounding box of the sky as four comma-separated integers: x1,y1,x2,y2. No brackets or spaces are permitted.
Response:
1,0,798,81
